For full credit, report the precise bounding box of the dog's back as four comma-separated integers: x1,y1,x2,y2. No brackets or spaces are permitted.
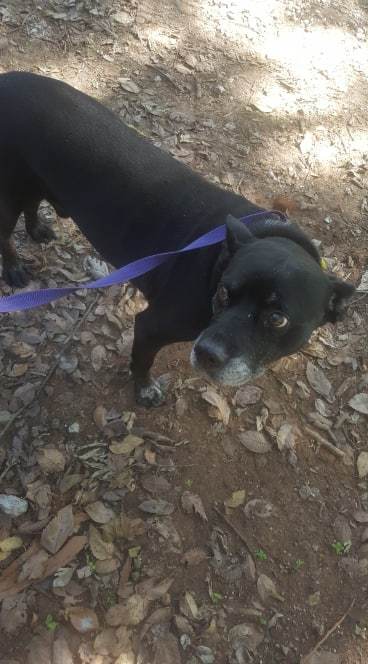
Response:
0,71,249,266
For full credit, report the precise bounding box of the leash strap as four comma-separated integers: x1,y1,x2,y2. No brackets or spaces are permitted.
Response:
0,210,283,313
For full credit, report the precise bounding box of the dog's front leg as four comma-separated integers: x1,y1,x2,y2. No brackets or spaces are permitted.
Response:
130,308,168,407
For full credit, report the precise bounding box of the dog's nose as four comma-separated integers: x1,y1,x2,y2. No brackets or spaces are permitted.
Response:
194,340,226,371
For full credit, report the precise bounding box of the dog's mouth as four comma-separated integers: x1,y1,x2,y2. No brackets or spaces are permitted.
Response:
190,340,263,386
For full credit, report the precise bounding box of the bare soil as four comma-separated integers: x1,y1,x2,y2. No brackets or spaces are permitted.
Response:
0,1,368,663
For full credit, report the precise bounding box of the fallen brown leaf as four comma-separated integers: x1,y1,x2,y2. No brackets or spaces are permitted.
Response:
181,491,207,521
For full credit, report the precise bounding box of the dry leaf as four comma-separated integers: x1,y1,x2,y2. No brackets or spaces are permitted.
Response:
59,474,83,494
94,405,107,429
257,574,284,603
109,434,144,455
0,537,23,562
89,524,115,560
234,386,262,407
103,514,145,541
244,499,273,519
333,515,352,543
306,362,333,401
0,537,86,600
141,607,172,639
18,549,49,582
85,501,114,524
239,431,271,454
90,344,106,372
26,482,52,510
224,490,246,509
349,393,368,415
179,591,200,620
106,594,149,626
41,505,74,554
53,566,74,588
357,269,368,292
139,499,174,516
68,606,99,633
26,634,51,664
118,78,140,93
229,622,264,653
357,452,368,479
10,341,35,359
111,10,133,25
181,491,207,521
95,558,120,575
301,652,342,664
141,576,174,601
201,387,230,424
154,633,182,664
308,591,320,606
182,548,207,566
53,635,74,664
276,423,296,451
94,628,119,656
141,474,170,494
36,447,66,474
0,593,27,634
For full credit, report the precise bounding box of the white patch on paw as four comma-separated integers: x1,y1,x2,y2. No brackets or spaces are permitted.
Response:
139,383,163,401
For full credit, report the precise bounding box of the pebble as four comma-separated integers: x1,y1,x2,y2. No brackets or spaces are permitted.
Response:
0,494,28,517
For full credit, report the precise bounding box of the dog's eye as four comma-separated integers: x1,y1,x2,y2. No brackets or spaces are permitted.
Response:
217,285,229,307
269,312,289,329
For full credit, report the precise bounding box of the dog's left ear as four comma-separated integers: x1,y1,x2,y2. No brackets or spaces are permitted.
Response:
326,275,355,323
226,214,253,254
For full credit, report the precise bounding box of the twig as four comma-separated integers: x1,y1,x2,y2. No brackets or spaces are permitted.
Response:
132,429,176,445
302,599,355,663
0,294,98,443
214,506,253,554
304,425,345,459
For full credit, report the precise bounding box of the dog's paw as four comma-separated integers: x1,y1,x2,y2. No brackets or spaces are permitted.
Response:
3,262,32,288
30,222,56,243
135,380,166,408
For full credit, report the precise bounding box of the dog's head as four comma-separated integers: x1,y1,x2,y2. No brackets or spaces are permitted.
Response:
191,215,355,386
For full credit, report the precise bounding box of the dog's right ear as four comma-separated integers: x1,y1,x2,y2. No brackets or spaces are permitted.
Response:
226,214,253,254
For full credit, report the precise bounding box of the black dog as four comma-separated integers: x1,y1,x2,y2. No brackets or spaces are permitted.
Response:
0,72,354,406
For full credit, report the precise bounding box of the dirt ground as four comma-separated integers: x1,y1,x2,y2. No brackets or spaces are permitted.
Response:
0,1,368,663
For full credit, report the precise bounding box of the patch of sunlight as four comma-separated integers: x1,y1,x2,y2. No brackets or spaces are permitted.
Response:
141,26,179,50
196,1,368,117
261,25,368,91
114,651,135,664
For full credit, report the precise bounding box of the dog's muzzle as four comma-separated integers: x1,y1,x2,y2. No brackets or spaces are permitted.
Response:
191,337,257,386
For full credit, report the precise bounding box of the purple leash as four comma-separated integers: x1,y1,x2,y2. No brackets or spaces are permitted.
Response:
0,211,282,313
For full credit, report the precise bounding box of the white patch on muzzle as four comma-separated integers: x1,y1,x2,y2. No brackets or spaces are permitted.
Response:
190,335,256,386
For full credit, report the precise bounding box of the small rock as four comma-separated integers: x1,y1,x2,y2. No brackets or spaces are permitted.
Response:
196,645,215,663
59,355,78,373
0,494,28,517
68,422,80,434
